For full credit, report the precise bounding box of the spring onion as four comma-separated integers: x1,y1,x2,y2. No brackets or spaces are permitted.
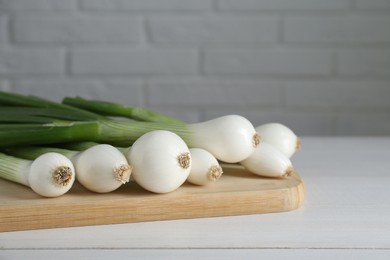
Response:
0,152,75,197
187,148,223,186
0,115,258,165
126,130,191,193
63,96,261,163
255,123,300,158
5,144,132,193
240,142,294,178
72,144,132,193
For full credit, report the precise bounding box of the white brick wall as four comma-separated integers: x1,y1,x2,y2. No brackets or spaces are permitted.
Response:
0,0,76,11
0,0,389,135
355,0,390,10
285,80,390,109
217,0,351,11
203,48,333,76
13,15,141,44
0,48,65,75
146,79,281,106
12,78,145,104
70,48,198,75
148,16,279,44
336,49,390,76
0,15,7,44
80,0,212,12
284,15,390,43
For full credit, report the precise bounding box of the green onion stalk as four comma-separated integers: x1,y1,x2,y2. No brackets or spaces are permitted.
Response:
0,119,192,148
62,96,184,124
0,91,260,163
0,91,191,147
0,91,104,121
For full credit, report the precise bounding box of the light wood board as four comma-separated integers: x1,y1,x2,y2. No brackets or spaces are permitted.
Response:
0,165,304,232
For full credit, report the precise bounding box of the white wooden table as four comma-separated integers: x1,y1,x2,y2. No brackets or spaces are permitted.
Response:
1,137,390,259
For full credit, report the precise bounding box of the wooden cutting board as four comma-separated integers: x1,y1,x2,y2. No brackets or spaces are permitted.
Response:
0,164,304,232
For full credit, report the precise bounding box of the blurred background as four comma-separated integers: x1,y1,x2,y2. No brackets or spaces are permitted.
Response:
0,0,389,135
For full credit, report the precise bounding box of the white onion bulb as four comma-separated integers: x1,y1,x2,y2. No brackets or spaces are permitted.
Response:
127,130,191,193
240,142,293,178
255,123,300,158
190,115,259,163
187,148,223,186
71,144,132,193
28,152,75,197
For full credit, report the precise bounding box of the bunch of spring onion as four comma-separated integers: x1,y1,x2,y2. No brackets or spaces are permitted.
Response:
0,92,260,163
63,96,301,178
0,92,254,194
0,91,299,195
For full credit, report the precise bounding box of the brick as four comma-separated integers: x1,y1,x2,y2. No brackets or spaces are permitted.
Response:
355,0,390,10
0,0,76,11
12,78,144,104
81,0,212,11
337,49,390,76
285,80,390,108
88,79,145,105
149,16,278,44
12,15,140,44
203,48,332,76
284,15,390,43
12,79,102,102
0,48,64,75
147,79,281,106
204,109,334,135
70,48,198,75
146,108,201,123
337,112,390,135
0,15,7,44
217,0,349,11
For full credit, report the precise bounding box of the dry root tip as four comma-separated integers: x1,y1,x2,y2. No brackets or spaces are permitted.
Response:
296,138,301,151
53,166,73,186
253,133,261,147
283,166,294,178
114,164,132,184
208,165,223,181
178,152,191,169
